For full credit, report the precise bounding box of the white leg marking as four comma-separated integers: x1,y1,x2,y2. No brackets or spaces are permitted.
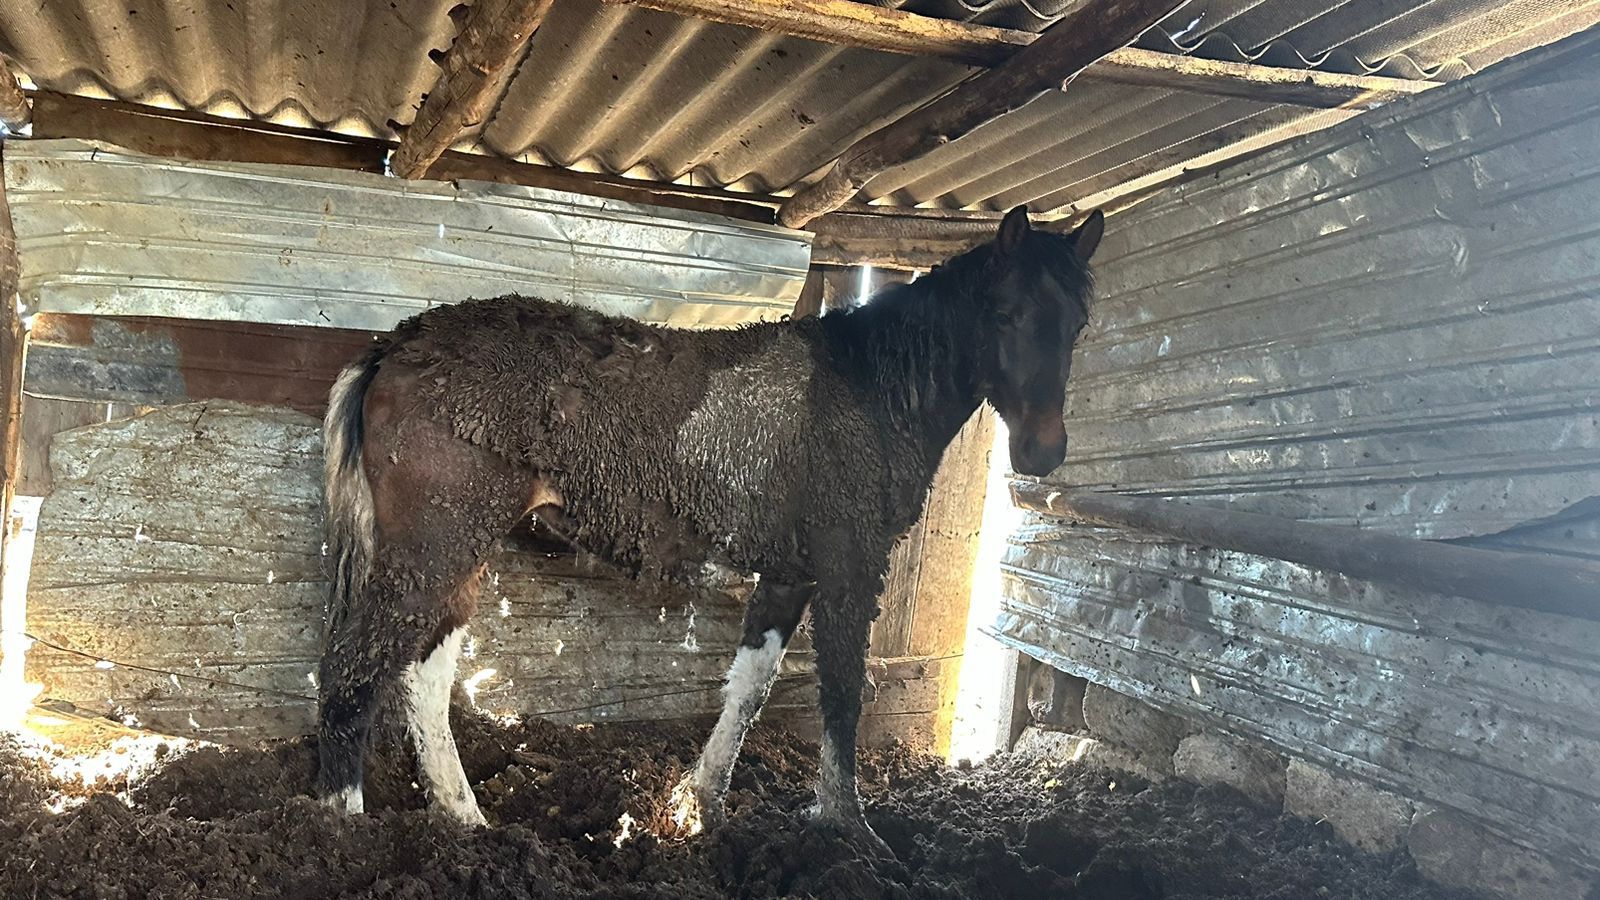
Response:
325,784,364,815
692,629,785,813
817,731,856,822
403,627,487,827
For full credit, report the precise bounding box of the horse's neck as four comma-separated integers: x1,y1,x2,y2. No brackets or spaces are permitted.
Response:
826,282,985,472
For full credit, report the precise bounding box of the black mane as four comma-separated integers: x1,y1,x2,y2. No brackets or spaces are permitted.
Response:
818,247,991,448
817,230,1092,448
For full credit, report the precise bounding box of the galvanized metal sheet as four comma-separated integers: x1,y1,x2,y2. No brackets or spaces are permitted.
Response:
4,140,811,331
995,31,1600,877
992,519,1600,871
1050,32,1600,541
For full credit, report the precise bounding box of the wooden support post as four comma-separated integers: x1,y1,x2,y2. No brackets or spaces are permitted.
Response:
776,0,1187,229
1035,667,1087,731
993,649,1036,753
390,0,556,179
793,268,826,318
0,63,30,132
1011,483,1600,622
0,144,27,577
606,0,1434,110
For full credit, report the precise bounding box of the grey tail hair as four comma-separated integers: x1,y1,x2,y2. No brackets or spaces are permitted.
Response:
323,345,383,638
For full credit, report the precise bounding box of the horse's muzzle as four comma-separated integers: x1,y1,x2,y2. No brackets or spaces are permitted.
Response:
1009,430,1067,477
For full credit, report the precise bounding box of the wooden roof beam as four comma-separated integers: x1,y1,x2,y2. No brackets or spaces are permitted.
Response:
1093,48,1432,108
390,0,555,179
777,0,1189,229
605,0,1435,111
606,0,1031,66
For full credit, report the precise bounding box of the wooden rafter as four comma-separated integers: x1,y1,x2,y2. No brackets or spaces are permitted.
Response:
32,93,389,172
0,62,30,131
810,205,1135,269
605,0,1436,110
605,0,1031,66
390,0,556,179
777,0,1189,229
1094,48,1432,108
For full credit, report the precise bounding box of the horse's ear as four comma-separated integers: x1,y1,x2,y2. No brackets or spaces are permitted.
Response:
997,205,1031,258
1069,209,1105,262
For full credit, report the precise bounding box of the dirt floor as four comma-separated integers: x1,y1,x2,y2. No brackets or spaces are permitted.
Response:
0,710,1482,900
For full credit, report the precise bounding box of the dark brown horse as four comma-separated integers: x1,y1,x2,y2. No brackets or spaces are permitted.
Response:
314,205,1103,851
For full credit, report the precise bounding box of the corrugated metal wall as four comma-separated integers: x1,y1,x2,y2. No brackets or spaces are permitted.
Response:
993,30,1600,873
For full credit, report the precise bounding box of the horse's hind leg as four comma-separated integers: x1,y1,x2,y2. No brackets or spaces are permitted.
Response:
401,575,487,825
318,551,490,824
316,601,390,814
316,394,529,825
678,580,812,832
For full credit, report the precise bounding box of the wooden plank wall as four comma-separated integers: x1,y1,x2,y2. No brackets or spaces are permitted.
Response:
24,400,759,741
20,311,988,750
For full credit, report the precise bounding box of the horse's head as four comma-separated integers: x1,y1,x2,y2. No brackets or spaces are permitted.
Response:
980,205,1103,477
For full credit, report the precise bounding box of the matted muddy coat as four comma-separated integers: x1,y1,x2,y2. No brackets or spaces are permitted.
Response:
396,300,917,585
315,206,1104,852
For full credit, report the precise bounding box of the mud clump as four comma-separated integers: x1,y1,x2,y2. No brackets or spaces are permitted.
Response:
0,714,1476,899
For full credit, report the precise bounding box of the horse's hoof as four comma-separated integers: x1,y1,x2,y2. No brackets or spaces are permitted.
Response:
666,774,720,837
444,802,489,828
320,785,364,816
811,812,898,862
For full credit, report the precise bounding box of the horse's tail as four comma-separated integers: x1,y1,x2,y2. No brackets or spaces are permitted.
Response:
322,344,384,637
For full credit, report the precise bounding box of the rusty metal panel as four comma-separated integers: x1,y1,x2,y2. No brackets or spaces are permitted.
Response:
992,29,1600,877
4,140,810,331
25,314,374,415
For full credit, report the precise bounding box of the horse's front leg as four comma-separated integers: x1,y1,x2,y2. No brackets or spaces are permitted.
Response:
809,556,895,858
676,579,812,833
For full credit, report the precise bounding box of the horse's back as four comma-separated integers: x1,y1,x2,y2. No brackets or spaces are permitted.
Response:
374,295,842,579
383,295,688,458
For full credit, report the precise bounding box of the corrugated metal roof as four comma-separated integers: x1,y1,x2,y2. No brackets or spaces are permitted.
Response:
4,0,1599,215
